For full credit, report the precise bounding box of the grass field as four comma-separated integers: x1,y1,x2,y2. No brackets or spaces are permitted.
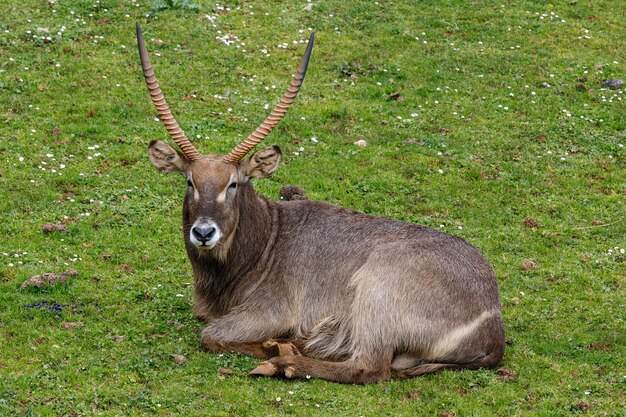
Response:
1,0,624,415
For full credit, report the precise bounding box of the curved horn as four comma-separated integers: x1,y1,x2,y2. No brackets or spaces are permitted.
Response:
223,33,314,164
136,23,201,161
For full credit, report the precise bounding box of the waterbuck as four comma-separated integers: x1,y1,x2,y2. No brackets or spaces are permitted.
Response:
136,24,504,384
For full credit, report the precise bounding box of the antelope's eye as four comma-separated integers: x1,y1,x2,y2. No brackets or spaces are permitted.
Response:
187,178,193,188
228,182,237,190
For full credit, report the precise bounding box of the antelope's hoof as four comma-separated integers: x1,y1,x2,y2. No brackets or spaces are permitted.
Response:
249,357,299,379
262,340,302,358
249,361,277,377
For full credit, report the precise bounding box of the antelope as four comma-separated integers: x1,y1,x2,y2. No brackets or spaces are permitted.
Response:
136,24,505,384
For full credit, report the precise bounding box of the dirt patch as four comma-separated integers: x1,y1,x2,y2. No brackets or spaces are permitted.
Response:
20,269,77,289
62,321,85,330
496,367,518,381
405,390,422,400
172,354,187,365
389,92,404,102
577,401,592,413
587,342,611,351
523,217,539,229
217,367,233,377
521,259,539,271
42,223,69,233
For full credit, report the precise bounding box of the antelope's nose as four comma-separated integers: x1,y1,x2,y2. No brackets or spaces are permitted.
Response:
191,225,216,243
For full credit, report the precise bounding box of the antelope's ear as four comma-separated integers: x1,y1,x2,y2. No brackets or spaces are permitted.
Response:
239,145,282,179
148,140,189,173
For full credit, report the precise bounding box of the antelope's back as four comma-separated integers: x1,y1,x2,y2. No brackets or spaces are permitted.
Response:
272,199,500,310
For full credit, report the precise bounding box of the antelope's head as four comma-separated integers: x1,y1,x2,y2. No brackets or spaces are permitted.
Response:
136,24,313,252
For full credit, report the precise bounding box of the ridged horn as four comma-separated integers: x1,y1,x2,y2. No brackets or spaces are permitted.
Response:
136,23,201,161
223,32,314,164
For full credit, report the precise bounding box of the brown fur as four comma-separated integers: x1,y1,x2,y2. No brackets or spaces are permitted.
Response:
148,141,505,384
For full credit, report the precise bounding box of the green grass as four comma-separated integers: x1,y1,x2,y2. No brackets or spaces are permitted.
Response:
1,0,624,415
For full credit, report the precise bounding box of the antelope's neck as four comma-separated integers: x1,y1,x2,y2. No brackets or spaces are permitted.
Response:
229,185,277,272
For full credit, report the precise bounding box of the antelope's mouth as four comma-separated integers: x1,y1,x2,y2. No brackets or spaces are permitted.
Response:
197,241,218,249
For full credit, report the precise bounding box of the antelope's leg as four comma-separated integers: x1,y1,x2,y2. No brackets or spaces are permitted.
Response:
250,355,391,384
201,338,302,359
200,304,298,358
201,339,267,358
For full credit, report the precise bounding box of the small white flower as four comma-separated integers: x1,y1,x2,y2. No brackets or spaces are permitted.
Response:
276,397,281,402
